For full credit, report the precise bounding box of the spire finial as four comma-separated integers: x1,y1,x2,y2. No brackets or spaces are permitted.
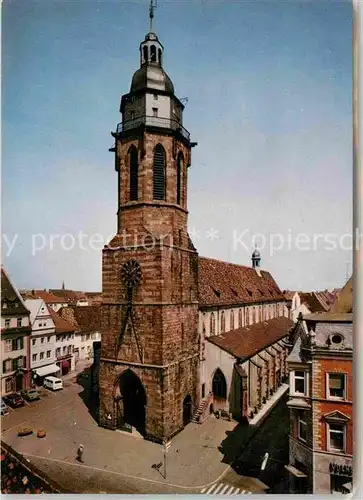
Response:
149,0,157,32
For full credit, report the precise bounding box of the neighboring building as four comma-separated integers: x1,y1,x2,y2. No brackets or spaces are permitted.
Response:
329,277,352,314
299,291,335,314
48,309,76,375
283,291,311,322
285,281,353,494
24,299,60,382
84,292,103,306
50,287,89,307
1,267,31,395
58,306,102,361
198,256,293,423
22,290,69,313
97,7,293,443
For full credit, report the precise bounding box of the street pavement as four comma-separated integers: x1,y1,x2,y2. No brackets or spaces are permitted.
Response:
1,368,287,494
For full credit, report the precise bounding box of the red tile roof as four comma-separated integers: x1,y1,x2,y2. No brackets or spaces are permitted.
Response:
48,308,75,333
207,316,293,360
58,306,102,333
300,292,329,313
32,290,69,304
283,290,297,301
198,257,284,308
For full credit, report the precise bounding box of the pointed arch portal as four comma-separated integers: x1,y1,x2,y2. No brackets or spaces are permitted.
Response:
115,370,146,435
212,368,227,400
183,394,192,426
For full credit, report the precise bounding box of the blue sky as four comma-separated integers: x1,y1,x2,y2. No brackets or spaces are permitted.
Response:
2,0,352,292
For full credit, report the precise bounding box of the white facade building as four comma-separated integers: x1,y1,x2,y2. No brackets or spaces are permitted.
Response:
24,298,60,380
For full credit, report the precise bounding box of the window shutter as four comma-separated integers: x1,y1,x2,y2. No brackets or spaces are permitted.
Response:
153,145,166,200
12,358,17,371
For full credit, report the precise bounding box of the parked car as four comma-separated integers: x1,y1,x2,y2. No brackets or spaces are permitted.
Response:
0,397,9,415
21,388,40,401
4,393,25,408
43,376,63,391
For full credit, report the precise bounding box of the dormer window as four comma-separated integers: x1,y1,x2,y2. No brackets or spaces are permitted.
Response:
246,288,252,297
212,288,221,298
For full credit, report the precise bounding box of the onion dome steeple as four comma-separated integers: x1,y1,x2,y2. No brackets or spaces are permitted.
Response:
130,0,174,94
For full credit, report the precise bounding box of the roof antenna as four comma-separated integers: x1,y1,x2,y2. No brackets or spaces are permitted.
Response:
149,0,157,32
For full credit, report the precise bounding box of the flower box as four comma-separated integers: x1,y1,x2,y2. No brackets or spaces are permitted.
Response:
17,428,33,437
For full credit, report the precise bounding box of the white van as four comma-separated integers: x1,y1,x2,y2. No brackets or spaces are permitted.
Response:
43,376,63,391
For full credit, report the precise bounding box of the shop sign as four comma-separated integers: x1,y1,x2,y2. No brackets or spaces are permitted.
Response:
329,463,353,477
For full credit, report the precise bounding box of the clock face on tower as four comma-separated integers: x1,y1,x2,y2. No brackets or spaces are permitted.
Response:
121,260,142,291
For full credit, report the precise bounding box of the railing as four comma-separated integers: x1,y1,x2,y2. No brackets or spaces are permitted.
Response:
116,116,190,141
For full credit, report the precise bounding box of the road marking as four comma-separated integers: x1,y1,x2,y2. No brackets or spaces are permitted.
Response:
22,453,212,491
200,482,251,495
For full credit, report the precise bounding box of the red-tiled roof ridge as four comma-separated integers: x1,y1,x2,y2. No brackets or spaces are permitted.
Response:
198,256,284,308
207,316,293,360
33,290,70,304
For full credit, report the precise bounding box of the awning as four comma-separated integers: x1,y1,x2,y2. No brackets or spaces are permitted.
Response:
61,360,70,369
35,364,61,377
285,465,308,478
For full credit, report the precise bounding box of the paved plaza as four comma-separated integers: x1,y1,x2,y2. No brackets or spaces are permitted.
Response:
1,373,272,494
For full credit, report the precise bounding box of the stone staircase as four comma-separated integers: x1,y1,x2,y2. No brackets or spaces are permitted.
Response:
191,392,213,424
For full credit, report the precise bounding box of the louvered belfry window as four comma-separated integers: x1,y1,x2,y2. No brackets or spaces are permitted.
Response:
177,152,183,205
153,144,166,200
129,146,138,201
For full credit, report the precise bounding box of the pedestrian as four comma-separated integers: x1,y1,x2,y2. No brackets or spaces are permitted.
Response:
76,444,84,463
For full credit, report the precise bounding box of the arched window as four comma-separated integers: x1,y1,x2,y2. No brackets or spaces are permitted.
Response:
238,308,242,328
158,48,162,65
230,310,234,330
255,307,259,323
129,145,138,201
221,311,225,333
153,144,166,200
143,45,148,64
150,44,156,62
245,308,249,326
210,312,215,335
177,152,183,205
212,368,227,400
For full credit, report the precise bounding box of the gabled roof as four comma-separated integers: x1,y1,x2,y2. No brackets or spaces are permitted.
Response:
207,316,293,360
330,276,353,314
24,299,43,325
198,257,284,308
284,290,297,301
300,292,329,313
48,308,75,334
1,267,30,316
49,289,88,302
25,290,70,304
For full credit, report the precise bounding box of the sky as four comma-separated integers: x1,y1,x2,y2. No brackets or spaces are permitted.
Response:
2,0,352,293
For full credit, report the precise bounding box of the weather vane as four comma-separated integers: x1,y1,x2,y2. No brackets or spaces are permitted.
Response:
149,0,157,32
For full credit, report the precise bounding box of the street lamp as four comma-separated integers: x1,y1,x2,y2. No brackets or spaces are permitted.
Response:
261,453,269,471
260,452,285,471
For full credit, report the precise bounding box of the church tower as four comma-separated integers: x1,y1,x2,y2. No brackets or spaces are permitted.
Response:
99,2,200,442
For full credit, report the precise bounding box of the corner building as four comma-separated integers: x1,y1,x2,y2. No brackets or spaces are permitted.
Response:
99,21,199,442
